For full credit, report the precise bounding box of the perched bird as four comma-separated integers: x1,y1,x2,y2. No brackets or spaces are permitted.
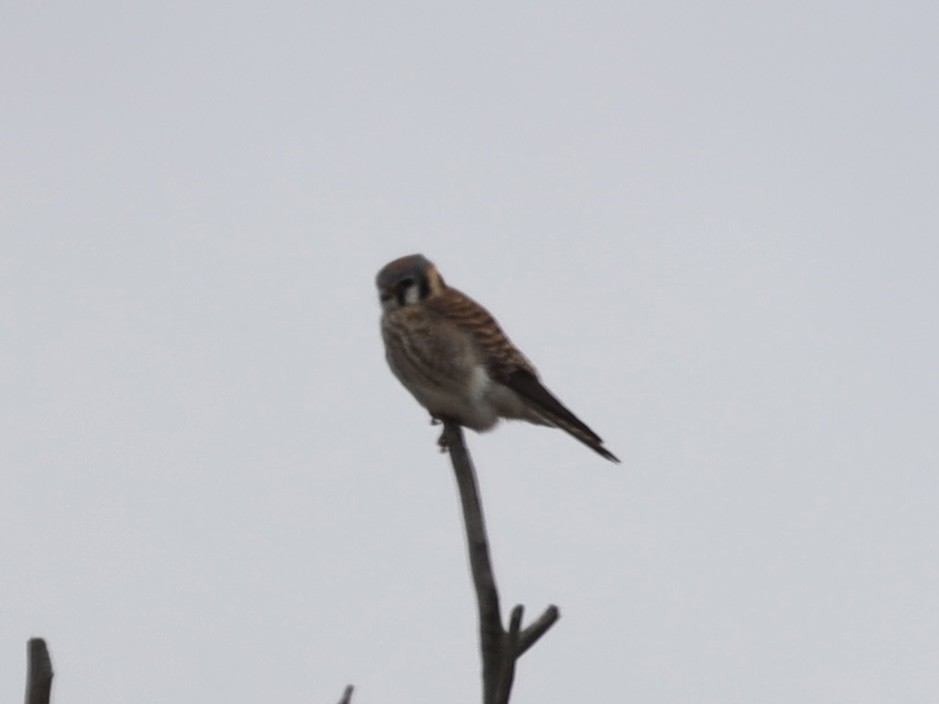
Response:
376,254,619,462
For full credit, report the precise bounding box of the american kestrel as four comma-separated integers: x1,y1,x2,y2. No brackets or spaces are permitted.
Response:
376,254,619,462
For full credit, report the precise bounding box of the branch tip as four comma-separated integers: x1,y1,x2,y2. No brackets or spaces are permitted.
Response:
336,684,354,704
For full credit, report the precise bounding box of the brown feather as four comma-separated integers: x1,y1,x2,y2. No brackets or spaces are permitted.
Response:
504,370,620,463
425,286,619,463
423,287,537,376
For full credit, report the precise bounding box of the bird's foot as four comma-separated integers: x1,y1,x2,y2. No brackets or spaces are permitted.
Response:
433,416,456,453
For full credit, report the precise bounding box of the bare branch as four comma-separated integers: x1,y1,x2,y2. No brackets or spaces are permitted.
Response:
24,638,53,704
518,604,560,656
493,606,524,704
442,421,560,704
442,422,504,701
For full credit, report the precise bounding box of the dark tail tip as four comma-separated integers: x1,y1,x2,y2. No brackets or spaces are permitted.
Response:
593,444,620,464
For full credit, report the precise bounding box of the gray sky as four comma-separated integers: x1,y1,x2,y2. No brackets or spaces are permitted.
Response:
2,2,938,702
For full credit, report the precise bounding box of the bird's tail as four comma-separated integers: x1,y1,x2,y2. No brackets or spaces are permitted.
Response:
505,370,620,463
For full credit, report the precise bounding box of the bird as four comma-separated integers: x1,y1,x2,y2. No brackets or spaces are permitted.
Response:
376,254,619,463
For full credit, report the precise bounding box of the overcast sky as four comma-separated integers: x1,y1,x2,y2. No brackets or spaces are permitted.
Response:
2,2,938,703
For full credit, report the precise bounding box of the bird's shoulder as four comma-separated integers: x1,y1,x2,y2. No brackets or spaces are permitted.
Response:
423,287,537,379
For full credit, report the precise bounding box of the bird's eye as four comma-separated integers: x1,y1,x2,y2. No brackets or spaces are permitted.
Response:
398,277,415,289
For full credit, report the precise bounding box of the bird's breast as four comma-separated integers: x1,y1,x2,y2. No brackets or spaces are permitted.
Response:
381,311,500,431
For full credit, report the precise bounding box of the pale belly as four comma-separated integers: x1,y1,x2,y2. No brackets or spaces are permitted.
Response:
400,365,500,431
395,364,546,432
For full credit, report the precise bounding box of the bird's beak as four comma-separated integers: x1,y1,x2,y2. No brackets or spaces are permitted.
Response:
378,285,393,302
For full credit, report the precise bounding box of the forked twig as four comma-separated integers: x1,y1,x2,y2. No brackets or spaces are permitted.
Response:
442,421,559,704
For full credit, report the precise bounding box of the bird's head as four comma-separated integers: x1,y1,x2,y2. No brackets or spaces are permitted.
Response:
376,254,446,310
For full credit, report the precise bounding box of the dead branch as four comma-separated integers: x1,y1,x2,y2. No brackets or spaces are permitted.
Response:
24,638,53,704
442,421,560,704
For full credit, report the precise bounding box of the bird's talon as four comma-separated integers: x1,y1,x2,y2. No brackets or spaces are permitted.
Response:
437,430,450,452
